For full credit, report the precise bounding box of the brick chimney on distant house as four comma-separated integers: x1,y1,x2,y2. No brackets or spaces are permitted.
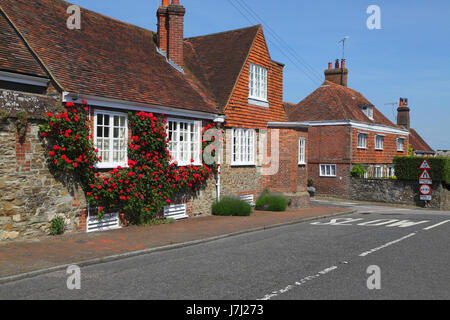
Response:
397,98,410,129
157,0,185,68
324,59,348,87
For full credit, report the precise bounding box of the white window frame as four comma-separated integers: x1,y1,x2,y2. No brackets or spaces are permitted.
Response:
374,166,383,178
232,128,256,166
298,138,306,165
388,166,395,178
397,138,405,152
361,106,374,120
375,135,384,150
93,110,128,169
357,132,368,149
320,164,337,177
248,63,268,102
167,118,202,167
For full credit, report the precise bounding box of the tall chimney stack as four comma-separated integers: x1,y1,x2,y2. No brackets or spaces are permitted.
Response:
324,59,348,87
157,0,185,68
397,97,410,129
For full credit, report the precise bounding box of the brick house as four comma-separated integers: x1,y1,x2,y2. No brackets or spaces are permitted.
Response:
285,60,410,196
0,0,308,240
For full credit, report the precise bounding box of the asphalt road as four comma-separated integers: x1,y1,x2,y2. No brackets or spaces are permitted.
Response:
1,200,450,300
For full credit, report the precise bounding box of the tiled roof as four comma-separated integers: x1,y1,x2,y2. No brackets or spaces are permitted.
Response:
184,25,260,110
286,81,398,128
0,12,47,77
410,128,434,153
0,0,218,114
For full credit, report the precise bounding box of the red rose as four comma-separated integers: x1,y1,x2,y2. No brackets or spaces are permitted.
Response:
49,151,55,157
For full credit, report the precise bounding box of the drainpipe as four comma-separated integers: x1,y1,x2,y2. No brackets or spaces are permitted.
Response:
214,115,226,202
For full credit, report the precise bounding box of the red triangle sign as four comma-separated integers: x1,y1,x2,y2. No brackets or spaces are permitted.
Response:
420,169,431,180
420,160,431,169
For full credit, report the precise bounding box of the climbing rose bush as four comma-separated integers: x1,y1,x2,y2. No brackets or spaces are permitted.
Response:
40,103,220,224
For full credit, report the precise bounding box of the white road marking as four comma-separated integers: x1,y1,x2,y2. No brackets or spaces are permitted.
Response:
312,218,431,229
423,220,450,231
259,266,338,300
359,233,417,257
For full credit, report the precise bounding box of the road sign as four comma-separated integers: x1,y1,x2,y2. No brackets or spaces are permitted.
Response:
419,179,432,185
420,160,431,169
419,169,431,180
420,195,432,201
419,184,432,196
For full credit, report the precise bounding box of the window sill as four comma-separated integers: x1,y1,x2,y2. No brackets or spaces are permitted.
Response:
95,163,129,170
357,147,367,150
298,162,306,166
231,163,256,167
375,148,384,151
319,175,337,178
248,98,269,108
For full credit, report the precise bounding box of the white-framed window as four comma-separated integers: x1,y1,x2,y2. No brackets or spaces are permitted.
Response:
249,63,268,102
232,128,256,166
298,138,306,165
320,164,337,177
94,110,128,168
374,166,383,178
360,105,374,120
388,166,395,177
358,133,368,149
363,165,369,179
167,119,201,166
397,138,405,152
375,135,384,150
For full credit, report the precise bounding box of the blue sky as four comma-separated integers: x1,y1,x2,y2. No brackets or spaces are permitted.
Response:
70,0,449,150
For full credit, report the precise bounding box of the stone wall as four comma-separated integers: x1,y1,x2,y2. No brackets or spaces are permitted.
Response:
348,177,450,210
0,120,85,241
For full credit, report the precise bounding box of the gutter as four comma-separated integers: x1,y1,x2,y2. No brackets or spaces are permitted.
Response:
62,92,225,122
267,122,310,129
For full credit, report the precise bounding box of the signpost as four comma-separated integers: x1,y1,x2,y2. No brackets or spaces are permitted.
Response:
419,160,432,201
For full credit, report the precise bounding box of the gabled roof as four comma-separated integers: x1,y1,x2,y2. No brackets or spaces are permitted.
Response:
184,25,261,110
0,0,218,114
286,81,399,128
0,12,47,78
410,128,435,153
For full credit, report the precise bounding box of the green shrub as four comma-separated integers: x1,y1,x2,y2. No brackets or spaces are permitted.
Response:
256,191,289,212
351,164,366,178
307,178,314,187
15,111,28,137
212,197,252,216
49,216,66,236
0,110,9,123
393,157,450,185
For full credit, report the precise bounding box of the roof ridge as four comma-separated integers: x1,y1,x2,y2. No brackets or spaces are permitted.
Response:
185,24,261,41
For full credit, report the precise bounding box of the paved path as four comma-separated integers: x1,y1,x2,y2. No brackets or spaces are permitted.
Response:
1,201,449,300
0,206,350,279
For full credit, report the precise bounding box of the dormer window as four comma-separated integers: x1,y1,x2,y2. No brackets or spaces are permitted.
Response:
360,105,374,120
249,63,268,104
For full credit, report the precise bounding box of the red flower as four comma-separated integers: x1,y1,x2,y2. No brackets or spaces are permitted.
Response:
73,163,78,168
49,151,55,157
41,132,47,138
47,113,53,117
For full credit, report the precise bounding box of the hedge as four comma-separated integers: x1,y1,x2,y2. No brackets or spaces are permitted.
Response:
393,157,450,184
212,197,252,216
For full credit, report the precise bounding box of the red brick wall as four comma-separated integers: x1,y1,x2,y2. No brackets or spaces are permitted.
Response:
167,5,185,67
308,163,351,196
307,126,352,163
352,128,408,163
262,128,308,194
225,28,286,129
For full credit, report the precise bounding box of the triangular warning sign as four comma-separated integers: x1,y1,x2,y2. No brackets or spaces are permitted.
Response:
420,169,431,180
420,160,431,169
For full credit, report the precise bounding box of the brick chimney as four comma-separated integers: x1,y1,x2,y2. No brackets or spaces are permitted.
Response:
397,98,410,129
157,0,186,68
324,59,348,87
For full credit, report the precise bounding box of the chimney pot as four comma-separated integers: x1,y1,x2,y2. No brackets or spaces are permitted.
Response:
328,62,332,70
162,0,170,6
172,0,180,5
341,59,346,69
335,59,340,69
404,98,408,105
400,98,404,106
